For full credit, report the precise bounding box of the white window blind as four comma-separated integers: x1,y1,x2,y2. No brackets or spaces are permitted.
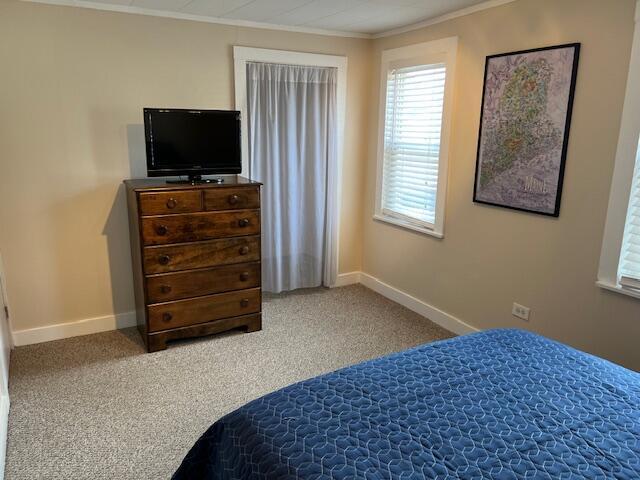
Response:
381,63,446,227
619,149,640,289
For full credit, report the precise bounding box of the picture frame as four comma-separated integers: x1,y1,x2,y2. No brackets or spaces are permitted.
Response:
473,43,580,217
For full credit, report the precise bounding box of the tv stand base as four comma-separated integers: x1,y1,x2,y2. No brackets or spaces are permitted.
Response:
166,176,225,185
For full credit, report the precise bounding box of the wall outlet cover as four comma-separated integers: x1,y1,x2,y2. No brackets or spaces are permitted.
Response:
512,302,530,321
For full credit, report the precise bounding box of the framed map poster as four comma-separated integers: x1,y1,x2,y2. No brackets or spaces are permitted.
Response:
473,43,580,216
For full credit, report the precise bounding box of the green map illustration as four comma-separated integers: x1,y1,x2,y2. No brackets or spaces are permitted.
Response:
476,48,575,214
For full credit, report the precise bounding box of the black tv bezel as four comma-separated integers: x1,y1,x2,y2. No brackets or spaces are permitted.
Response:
143,107,242,178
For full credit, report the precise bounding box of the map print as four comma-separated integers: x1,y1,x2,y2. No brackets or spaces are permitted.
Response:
474,45,579,216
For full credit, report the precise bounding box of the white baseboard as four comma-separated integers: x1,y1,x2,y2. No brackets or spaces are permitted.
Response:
333,271,362,287
12,311,137,347
0,394,8,480
11,271,476,346
359,273,479,336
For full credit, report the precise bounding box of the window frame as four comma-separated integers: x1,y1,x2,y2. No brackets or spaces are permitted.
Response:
597,1,640,301
374,37,458,239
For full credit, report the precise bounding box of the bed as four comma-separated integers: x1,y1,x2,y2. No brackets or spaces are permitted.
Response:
172,329,640,479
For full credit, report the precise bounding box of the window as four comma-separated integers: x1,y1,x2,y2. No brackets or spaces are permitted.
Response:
383,64,445,226
374,38,457,238
598,7,640,299
619,150,640,289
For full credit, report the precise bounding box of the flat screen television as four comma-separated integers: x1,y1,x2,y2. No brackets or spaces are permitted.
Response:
144,108,241,181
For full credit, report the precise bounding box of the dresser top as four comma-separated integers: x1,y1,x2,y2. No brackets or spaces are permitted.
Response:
124,176,261,191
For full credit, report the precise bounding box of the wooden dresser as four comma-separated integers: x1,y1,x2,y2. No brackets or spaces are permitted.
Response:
124,177,262,352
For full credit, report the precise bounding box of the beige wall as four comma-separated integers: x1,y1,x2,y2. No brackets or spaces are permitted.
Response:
364,0,640,370
0,0,370,332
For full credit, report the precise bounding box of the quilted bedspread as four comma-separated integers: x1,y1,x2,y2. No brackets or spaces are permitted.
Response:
172,329,640,479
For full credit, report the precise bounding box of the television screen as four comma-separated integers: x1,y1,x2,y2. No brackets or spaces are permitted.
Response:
144,108,241,177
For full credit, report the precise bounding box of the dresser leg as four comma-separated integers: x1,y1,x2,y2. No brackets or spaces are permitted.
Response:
243,315,262,333
147,334,168,353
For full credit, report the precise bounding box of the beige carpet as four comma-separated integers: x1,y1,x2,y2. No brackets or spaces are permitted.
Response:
5,285,453,479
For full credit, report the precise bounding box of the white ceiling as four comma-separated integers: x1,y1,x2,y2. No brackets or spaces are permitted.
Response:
53,0,498,35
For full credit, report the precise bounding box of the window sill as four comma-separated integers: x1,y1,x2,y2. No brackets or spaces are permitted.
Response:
596,280,640,301
373,214,443,239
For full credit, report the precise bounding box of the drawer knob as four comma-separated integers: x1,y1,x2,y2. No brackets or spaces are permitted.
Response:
160,285,172,294
228,194,239,205
156,225,168,236
158,254,171,265
166,198,178,209
240,298,250,308
240,272,250,281
238,218,250,228
162,312,173,322
239,246,249,255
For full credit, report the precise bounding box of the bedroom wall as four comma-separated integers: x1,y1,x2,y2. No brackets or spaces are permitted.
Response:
0,0,370,334
363,0,640,370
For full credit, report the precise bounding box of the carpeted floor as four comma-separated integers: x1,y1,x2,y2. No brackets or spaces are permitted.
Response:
5,285,453,479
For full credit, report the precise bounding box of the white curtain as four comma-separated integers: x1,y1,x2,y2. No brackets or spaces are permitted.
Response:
246,62,337,293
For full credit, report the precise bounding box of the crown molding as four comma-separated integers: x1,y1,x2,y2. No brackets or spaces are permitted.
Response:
20,0,371,39
22,0,518,40
373,0,519,39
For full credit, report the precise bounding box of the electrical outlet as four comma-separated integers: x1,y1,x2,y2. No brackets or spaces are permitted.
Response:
512,303,530,321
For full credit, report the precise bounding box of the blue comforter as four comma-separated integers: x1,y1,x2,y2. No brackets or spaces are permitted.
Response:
173,329,640,479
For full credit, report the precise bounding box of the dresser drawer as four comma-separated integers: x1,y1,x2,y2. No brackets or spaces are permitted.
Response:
139,191,202,215
141,210,260,246
204,187,260,211
146,262,261,303
143,236,260,274
147,288,261,332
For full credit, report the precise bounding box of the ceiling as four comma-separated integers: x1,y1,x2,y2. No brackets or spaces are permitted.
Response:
49,0,498,36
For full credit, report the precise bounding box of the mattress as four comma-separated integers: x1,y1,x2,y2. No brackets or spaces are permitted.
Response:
173,329,640,479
